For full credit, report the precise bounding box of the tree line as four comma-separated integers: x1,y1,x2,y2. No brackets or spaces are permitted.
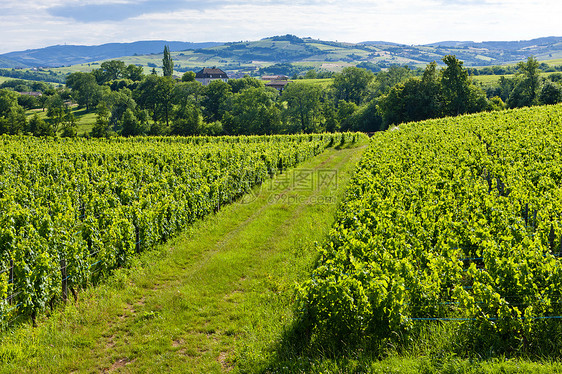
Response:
1,54,561,137
369,56,562,126
0,68,67,84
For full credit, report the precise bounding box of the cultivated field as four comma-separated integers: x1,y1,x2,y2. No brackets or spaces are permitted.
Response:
295,104,562,369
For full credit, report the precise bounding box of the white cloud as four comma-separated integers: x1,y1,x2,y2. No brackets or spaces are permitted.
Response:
0,0,560,54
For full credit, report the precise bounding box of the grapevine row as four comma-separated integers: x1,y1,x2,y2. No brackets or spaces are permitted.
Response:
297,104,562,352
0,132,358,325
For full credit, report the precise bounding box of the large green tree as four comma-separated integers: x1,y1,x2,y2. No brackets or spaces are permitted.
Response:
373,65,412,96
134,75,174,127
171,103,202,136
508,56,541,108
60,111,78,137
228,76,263,93
441,55,471,116
124,64,145,81
91,102,112,138
539,81,562,105
27,113,48,136
378,79,425,125
332,67,374,105
46,94,67,134
378,62,443,125
201,80,232,122
0,89,19,117
120,108,148,137
222,87,281,135
104,88,137,130
162,45,174,77
17,94,39,110
336,100,358,131
281,82,323,133
182,71,196,82
66,72,103,110
173,81,204,106
420,61,443,117
93,60,127,84
351,99,383,132
0,106,26,135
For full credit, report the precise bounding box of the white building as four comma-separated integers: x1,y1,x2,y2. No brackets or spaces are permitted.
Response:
195,68,229,86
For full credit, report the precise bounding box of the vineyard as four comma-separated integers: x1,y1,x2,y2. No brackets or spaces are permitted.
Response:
0,132,357,326
297,104,562,355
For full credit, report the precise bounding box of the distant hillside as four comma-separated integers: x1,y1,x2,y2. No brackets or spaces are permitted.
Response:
360,36,562,65
135,35,562,77
2,35,561,75
0,57,21,69
0,41,224,68
424,36,561,50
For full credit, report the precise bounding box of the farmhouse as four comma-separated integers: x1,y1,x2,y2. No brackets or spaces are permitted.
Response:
265,80,290,94
195,67,229,86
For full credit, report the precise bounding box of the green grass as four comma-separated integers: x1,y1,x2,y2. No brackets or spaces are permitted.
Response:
71,107,97,134
26,106,96,135
51,63,96,74
264,315,562,373
0,76,61,86
290,78,334,88
0,77,62,87
473,71,560,87
545,58,562,65
472,74,515,86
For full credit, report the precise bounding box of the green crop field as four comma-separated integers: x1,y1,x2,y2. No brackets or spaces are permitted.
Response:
0,133,367,373
0,133,356,327
2,105,562,372
296,104,562,365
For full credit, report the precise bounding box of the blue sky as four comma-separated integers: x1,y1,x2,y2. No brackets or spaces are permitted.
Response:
0,0,560,53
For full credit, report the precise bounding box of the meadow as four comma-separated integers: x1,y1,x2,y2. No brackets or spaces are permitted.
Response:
25,106,97,135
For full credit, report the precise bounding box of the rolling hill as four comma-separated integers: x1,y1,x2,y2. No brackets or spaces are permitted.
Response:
0,40,223,68
1,35,561,78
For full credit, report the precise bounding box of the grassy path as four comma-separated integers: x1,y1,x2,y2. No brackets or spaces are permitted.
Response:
0,142,367,373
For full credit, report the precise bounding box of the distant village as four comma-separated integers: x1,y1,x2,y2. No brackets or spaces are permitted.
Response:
195,67,290,93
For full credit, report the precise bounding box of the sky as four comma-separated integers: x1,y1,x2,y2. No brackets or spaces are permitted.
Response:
0,0,560,54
